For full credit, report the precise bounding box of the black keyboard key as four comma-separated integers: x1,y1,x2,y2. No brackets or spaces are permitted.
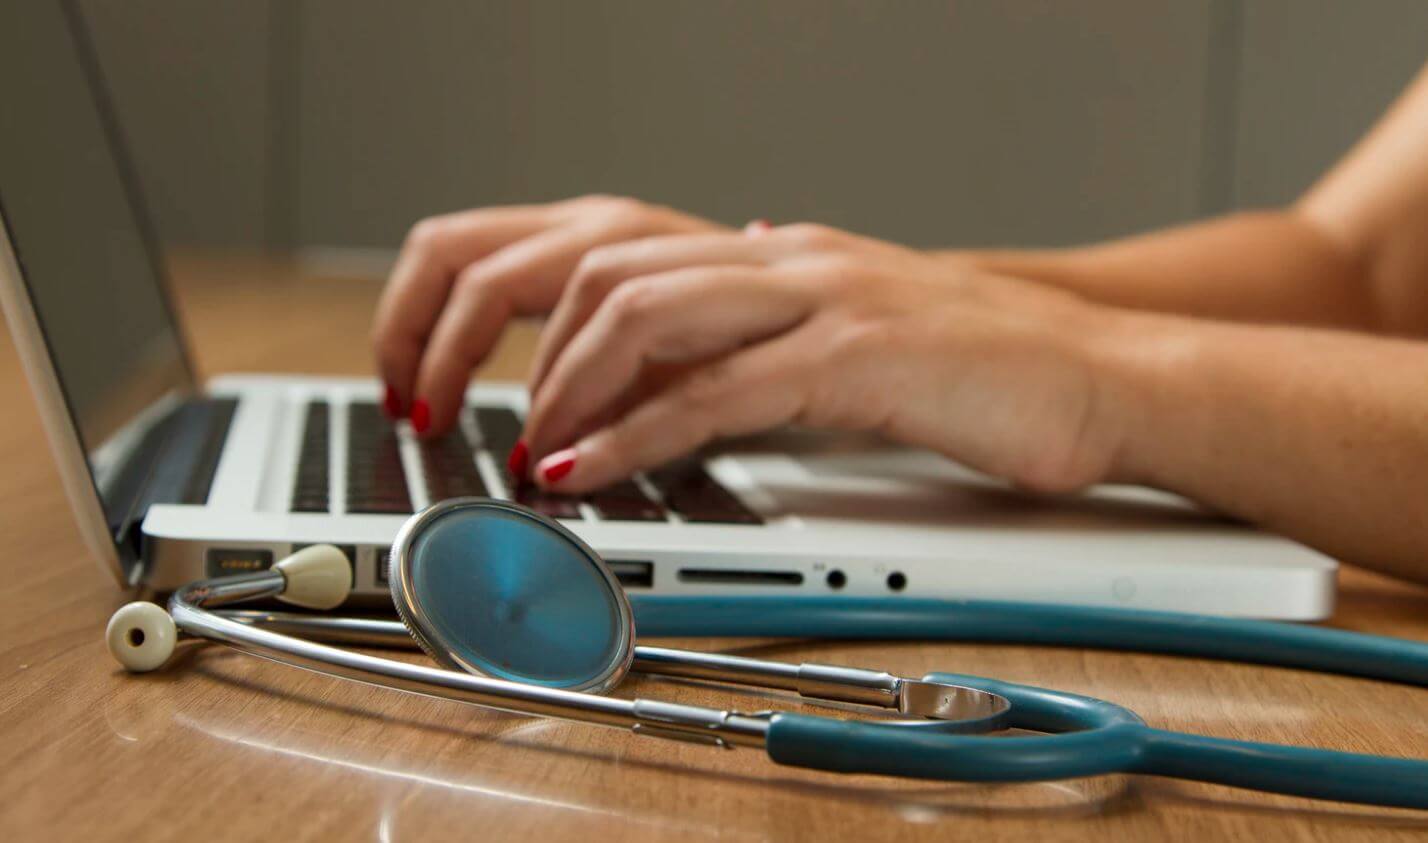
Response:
291,401,330,513
474,407,523,454
665,488,762,524
475,406,531,492
513,484,583,519
346,402,412,515
419,426,487,502
588,480,665,521
589,496,666,521
351,498,416,515
292,494,330,513
648,460,763,524
596,479,649,498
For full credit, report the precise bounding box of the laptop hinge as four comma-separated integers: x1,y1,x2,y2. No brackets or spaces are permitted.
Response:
106,396,239,562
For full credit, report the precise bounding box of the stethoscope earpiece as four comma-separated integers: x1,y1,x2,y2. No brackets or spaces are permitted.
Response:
106,600,177,672
107,542,353,673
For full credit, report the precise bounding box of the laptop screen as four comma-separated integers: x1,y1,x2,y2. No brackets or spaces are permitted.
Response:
0,2,192,515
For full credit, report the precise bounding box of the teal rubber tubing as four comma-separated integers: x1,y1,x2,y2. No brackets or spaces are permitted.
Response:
766,673,1428,808
1136,727,1428,809
629,596,1428,687
767,674,1146,783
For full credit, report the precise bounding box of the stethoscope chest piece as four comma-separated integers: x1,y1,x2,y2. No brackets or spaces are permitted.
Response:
388,497,635,693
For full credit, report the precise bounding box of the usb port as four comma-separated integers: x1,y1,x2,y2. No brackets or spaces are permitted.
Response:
608,559,654,589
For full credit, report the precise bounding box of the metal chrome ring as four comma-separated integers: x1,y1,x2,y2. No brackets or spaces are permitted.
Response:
387,496,637,695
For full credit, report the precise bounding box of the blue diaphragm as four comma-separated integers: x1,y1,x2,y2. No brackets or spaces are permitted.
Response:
391,499,633,692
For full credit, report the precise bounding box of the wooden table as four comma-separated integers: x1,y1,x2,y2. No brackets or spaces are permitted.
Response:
3,254,1428,841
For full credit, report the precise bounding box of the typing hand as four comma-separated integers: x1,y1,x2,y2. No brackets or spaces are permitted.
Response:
372,195,725,437
519,222,1131,495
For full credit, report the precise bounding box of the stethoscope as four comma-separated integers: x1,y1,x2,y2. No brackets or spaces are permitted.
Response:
107,497,1428,809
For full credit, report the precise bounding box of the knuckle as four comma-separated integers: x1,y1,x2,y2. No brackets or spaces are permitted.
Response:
780,222,842,250
603,279,660,327
569,248,622,297
791,253,866,296
829,318,892,359
449,270,490,305
571,192,619,207
451,262,507,302
814,253,865,283
601,198,653,231
574,194,647,224
426,339,487,387
403,216,447,253
680,362,739,409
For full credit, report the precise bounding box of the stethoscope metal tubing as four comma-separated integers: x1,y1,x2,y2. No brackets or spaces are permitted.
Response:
172,575,772,748
214,609,1009,725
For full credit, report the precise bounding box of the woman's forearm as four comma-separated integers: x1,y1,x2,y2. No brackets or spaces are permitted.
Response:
946,210,1379,329
1095,310,1428,583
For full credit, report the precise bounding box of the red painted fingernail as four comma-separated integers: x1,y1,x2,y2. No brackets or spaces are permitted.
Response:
507,439,530,478
743,218,772,236
382,384,404,419
410,398,431,435
538,448,577,484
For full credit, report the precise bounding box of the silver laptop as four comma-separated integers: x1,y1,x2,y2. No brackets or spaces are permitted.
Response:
0,1,1337,618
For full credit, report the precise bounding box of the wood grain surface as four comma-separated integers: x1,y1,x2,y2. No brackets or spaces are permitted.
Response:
2,254,1427,841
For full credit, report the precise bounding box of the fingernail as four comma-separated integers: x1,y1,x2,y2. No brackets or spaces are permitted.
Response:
382,384,404,419
507,439,530,478
410,398,431,435
743,218,772,236
537,448,577,485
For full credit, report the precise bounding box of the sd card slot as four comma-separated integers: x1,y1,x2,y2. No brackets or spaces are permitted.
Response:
676,568,804,586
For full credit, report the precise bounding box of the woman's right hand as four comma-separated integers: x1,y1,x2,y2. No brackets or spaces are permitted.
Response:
372,195,726,436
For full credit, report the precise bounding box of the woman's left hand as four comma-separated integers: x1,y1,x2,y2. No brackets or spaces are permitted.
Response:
520,223,1133,495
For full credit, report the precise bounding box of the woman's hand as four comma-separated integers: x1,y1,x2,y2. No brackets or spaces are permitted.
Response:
520,223,1132,494
372,195,725,435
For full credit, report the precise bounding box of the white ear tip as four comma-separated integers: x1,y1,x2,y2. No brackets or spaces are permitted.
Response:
274,544,352,609
106,602,177,672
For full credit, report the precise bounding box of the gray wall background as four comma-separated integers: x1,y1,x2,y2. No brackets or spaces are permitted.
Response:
78,1,1428,256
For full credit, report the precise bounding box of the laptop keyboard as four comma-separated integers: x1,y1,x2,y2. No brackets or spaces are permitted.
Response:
417,427,489,501
345,402,413,514
473,407,588,519
290,401,330,513
647,459,763,525
292,399,762,524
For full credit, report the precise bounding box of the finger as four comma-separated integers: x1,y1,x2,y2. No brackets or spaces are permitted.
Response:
410,223,621,436
532,329,816,493
524,265,813,460
527,229,805,394
373,206,557,411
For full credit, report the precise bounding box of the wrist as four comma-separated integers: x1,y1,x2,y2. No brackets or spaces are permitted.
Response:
935,247,1030,274
1078,306,1210,488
